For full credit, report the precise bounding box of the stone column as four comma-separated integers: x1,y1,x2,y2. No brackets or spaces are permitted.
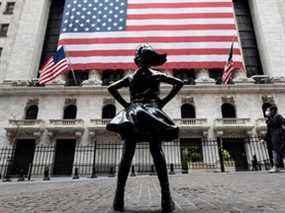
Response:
82,70,102,86
4,0,51,82
194,69,215,85
232,70,254,85
248,0,285,80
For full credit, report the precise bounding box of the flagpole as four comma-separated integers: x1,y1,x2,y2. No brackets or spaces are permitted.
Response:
62,45,78,85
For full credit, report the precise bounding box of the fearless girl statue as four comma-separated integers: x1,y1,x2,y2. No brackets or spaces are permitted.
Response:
106,44,183,212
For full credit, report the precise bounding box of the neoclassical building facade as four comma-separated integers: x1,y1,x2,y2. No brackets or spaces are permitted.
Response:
0,0,285,177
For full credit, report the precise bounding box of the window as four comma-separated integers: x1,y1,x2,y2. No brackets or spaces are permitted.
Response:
102,70,124,86
233,0,263,76
102,104,116,119
221,103,236,118
25,105,39,120
63,105,77,119
0,24,9,37
173,69,195,85
181,104,196,119
65,71,89,86
4,2,15,14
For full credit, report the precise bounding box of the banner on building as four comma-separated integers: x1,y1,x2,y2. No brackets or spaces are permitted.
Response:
58,0,243,70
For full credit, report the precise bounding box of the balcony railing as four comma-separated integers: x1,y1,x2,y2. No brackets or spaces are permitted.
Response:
173,118,209,129
90,119,111,127
256,118,266,128
5,119,45,139
214,118,253,130
8,119,44,127
49,119,84,126
255,118,267,135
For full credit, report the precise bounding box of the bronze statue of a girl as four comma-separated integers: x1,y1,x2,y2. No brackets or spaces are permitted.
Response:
107,44,183,212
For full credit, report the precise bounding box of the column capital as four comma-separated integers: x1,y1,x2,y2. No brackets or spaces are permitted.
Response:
194,69,215,85
82,70,102,86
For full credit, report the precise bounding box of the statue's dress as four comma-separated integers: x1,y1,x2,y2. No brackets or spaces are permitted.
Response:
106,69,179,142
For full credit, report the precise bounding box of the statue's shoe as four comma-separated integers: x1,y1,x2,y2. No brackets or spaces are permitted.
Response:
161,192,175,213
113,189,125,212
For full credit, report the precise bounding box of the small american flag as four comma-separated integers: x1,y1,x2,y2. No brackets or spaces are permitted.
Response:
39,46,69,85
222,41,235,85
59,0,243,70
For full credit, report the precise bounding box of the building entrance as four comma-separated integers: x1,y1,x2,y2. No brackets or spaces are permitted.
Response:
53,139,76,176
223,138,248,171
10,139,36,176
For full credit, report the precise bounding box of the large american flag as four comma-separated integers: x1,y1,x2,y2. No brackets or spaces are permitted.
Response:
59,0,243,70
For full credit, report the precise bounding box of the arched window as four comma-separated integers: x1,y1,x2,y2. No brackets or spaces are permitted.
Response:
63,105,77,119
221,103,236,118
262,103,272,117
181,104,196,118
25,105,39,120
102,104,116,119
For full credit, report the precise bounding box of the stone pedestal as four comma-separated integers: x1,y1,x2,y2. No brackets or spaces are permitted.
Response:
194,69,215,85
45,74,66,87
232,70,254,85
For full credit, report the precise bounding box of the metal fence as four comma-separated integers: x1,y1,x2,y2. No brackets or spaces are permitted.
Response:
0,137,274,180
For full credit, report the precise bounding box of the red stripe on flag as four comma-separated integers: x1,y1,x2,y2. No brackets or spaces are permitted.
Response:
59,36,239,45
70,62,243,71
127,13,234,20
128,2,233,9
125,24,236,31
66,49,241,57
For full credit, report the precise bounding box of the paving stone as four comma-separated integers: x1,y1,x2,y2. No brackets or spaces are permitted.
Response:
0,172,285,212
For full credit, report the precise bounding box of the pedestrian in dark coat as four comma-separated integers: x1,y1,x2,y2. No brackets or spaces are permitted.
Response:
265,104,285,172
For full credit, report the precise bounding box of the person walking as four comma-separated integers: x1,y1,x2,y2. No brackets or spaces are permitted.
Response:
264,104,285,173
106,44,183,212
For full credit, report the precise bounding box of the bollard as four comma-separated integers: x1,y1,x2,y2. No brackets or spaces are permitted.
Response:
130,165,136,177
109,166,115,177
43,166,50,181
91,166,97,178
27,163,32,181
150,164,155,175
217,138,225,173
73,167,79,179
169,163,175,175
17,169,25,182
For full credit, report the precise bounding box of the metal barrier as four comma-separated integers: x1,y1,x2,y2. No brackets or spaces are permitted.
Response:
0,137,273,179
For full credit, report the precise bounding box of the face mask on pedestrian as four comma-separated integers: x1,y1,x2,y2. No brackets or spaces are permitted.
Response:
265,109,271,117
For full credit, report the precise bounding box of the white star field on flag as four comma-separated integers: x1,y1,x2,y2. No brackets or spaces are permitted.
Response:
61,0,127,33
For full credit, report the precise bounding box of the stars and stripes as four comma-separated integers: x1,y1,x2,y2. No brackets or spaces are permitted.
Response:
58,0,243,70
222,41,236,85
39,46,69,85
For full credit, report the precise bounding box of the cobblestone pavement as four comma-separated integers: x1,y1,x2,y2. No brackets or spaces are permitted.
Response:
0,172,285,213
